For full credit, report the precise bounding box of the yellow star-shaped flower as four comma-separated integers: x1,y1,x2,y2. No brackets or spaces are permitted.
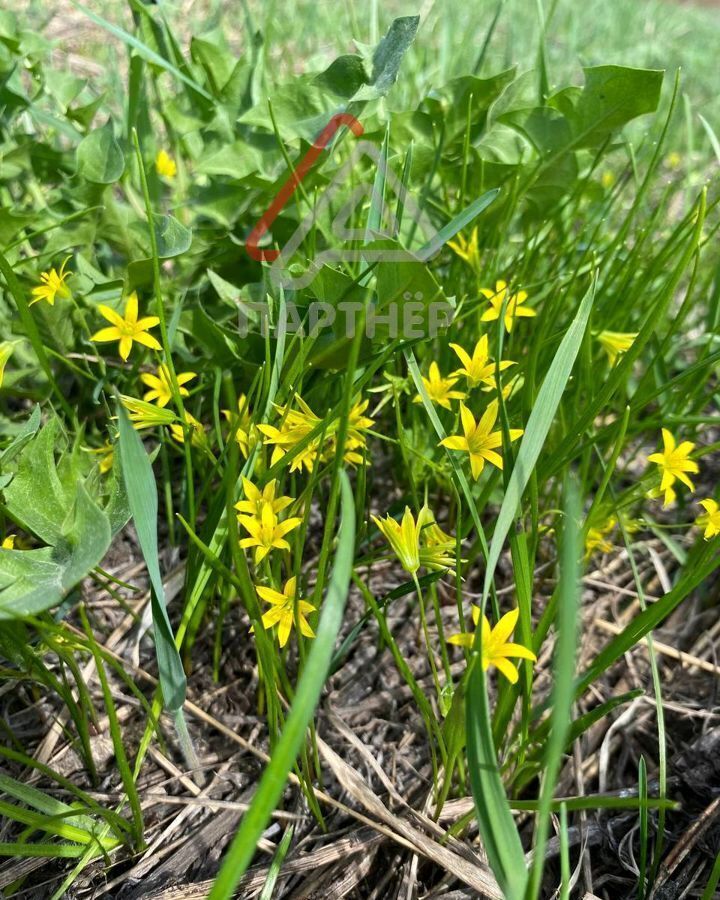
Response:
440,400,522,480
597,330,638,366
447,226,480,273
234,476,294,518
372,505,456,575
647,429,698,508
141,364,196,408
696,499,720,540
30,257,72,307
449,335,515,390
91,292,161,361
253,576,315,648
480,280,536,333
238,503,302,564
448,606,536,684
413,361,466,409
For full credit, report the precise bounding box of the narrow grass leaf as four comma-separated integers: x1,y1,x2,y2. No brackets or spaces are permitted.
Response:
72,2,212,100
527,476,581,898
116,401,186,710
467,659,528,899
483,277,595,603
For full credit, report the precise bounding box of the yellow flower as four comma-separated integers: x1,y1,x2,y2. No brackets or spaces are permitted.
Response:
601,171,615,189
1,535,15,550
87,441,115,474
91,292,161,362
156,149,177,178
238,504,303,564
258,396,322,472
141,364,196,408
120,395,176,429
234,476,293,517
0,342,15,388
30,257,72,307
331,397,375,466
440,400,522,480
585,516,616,559
449,335,515,390
371,505,456,575
447,226,480,273
447,606,536,684
481,372,521,401
223,394,256,458
346,397,374,455
168,413,209,451
480,280,536,333
696,499,720,540
666,151,682,170
647,429,698,508
253,576,315,648
413,361,465,410
597,330,638,366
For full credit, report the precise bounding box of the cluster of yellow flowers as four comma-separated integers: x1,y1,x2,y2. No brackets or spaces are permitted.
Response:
372,505,456,575
586,430,719,563
236,477,302,565
258,394,374,472
647,428,720,539
414,335,524,481
372,504,536,683
234,477,312,647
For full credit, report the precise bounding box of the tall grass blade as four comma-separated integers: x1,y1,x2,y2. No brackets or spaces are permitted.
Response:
527,476,581,897
482,277,596,604
116,401,186,710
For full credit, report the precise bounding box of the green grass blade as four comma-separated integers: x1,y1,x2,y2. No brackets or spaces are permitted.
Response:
701,850,720,900
71,2,212,100
527,477,581,898
466,657,528,899
259,825,294,900
208,471,356,900
0,843,88,858
116,400,186,710
482,277,596,604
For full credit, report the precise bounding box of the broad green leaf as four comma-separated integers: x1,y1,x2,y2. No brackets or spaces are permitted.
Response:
314,55,368,99
153,214,192,258
0,416,115,619
0,403,41,466
76,120,124,184
0,483,111,619
356,16,420,99
552,65,664,147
